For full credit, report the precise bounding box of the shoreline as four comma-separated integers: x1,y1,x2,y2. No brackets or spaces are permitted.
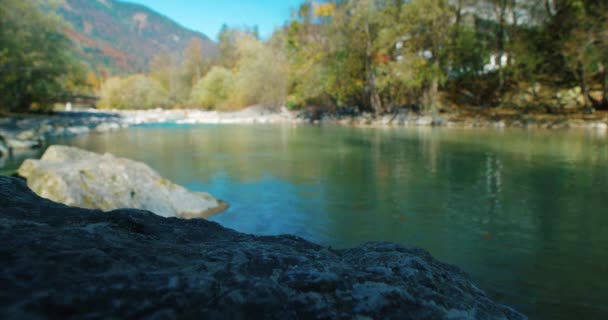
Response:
1,106,607,157
104,106,608,129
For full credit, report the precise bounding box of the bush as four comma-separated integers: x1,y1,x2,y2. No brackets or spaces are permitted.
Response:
190,66,235,110
231,37,288,108
98,75,169,109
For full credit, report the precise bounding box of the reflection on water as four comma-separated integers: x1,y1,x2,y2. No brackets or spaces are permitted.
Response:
23,125,608,319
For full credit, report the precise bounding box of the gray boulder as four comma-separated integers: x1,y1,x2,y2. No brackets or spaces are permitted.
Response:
17,145,227,219
0,176,525,319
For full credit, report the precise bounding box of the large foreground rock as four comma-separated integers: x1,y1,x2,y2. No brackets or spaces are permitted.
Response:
0,177,525,319
17,145,227,219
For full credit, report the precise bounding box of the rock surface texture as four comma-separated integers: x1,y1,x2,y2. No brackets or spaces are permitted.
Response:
17,145,227,219
0,176,525,319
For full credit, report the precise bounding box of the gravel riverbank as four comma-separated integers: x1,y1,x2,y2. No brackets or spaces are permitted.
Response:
2,106,607,158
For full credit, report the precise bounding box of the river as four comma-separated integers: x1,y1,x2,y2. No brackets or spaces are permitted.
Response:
5,124,608,319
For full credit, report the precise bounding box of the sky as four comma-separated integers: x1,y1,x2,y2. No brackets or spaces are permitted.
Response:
127,0,304,41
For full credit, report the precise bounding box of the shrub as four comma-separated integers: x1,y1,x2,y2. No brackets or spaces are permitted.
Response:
98,75,169,109
190,36,289,110
190,66,235,110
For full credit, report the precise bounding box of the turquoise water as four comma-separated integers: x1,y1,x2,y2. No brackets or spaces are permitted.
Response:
11,124,608,319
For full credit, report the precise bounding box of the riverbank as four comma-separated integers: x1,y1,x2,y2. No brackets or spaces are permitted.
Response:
1,106,607,157
0,106,298,157
110,106,608,130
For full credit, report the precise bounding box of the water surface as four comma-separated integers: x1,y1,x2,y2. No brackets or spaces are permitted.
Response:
15,124,608,319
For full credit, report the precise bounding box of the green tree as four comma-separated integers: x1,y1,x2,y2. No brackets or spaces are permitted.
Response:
218,24,241,70
182,38,210,86
335,0,385,114
284,3,333,108
557,0,608,109
399,0,453,111
0,0,84,112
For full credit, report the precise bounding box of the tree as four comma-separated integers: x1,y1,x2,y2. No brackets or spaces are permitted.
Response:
284,3,334,108
323,0,385,113
0,0,84,112
218,24,240,70
399,0,453,111
86,71,101,92
182,38,210,86
148,51,192,106
556,0,608,109
190,35,288,110
289,0,385,112
232,35,289,108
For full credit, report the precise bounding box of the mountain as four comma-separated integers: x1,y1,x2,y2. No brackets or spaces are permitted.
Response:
57,0,217,75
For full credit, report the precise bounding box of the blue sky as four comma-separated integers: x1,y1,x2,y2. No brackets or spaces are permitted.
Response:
127,0,303,40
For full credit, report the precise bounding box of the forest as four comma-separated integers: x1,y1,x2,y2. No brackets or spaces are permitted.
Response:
2,0,608,115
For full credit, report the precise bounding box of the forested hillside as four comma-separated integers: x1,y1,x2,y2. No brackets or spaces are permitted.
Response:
57,0,217,75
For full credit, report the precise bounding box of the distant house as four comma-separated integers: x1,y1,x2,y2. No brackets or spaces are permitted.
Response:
394,35,432,62
393,2,524,75
483,53,509,73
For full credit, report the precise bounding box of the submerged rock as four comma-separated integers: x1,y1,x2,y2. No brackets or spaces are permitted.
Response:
17,145,227,219
94,122,122,133
15,129,39,141
0,176,525,319
4,137,41,150
591,122,608,130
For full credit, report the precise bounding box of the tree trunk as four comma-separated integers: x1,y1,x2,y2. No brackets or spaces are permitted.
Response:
448,0,463,79
578,60,591,108
16,94,31,113
497,1,506,93
455,0,463,27
364,17,382,115
370,78,382,115
507,0,517,67
602,64,608,109
545,0,554,17
423,67,439,113
490,0,509,97
429,75,439,112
